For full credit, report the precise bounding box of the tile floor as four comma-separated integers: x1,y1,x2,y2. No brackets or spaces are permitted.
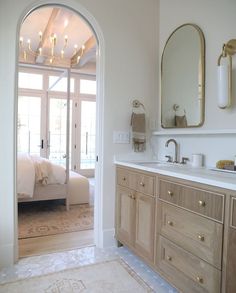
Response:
0,246,178,292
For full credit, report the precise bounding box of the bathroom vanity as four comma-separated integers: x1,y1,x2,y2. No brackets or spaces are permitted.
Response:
115,161,236,293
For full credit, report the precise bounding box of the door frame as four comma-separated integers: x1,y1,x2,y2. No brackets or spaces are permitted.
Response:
14,1,105,261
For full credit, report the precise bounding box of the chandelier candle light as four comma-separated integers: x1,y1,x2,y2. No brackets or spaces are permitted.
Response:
19,31,85,67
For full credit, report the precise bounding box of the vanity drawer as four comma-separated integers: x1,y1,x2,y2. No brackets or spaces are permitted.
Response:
130,173,155,196
157,236,221,293
159,179,224,222
159,202,223,269
117,168,130,188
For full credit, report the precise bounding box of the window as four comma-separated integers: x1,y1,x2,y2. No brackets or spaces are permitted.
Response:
49,98,72,167
49,76,75,93
18,72,43,90
80,79,96,95
80,100,96,169
18,96,41,155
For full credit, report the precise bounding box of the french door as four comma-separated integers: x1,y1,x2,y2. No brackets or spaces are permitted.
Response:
47,96,72,167
18,95,96,173
18,94,70,168
18,73,96,175
18,94,44,157
72,98,96,177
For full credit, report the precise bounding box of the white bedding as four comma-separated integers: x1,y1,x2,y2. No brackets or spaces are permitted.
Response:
17,154,35,198
17,154,66,198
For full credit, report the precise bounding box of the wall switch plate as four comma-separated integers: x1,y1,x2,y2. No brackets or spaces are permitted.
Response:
113,131,130,144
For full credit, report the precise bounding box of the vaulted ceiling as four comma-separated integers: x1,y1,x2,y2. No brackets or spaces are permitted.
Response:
19,6,96,69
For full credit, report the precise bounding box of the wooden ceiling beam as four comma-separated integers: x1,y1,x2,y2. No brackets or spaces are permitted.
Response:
71,35,96,67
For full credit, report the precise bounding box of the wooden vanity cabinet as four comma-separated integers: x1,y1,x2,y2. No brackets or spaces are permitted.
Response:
115,165,236,293
116,167,155,262
225,195,236,293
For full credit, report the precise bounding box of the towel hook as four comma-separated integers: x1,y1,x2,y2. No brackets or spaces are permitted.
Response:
132,99,145,111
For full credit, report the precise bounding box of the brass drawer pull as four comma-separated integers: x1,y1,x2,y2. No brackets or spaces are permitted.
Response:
198,200,206,207
139,182,145,187
167,255,172,261
198,235,205,242
168,190,173,196
167,220,174,226
196,276,204,283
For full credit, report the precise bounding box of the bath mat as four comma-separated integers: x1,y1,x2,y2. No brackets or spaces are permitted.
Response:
0,259,153,292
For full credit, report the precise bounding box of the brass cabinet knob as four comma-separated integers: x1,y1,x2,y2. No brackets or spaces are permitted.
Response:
198,200,206,207
168,190,173,196
167,220,173,226
198,235,205,242
139,182,145,187
122,177,126,181
167,255,172,261
196,276,204,283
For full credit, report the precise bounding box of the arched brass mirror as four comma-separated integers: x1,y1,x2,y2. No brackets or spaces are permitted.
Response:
161,24,205,128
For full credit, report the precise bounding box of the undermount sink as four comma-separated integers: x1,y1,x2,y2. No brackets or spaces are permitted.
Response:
135,161,173,168
135,161,189,169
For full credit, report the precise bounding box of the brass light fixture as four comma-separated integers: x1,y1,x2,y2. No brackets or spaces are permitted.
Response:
19,32,85,66
217,39,236,109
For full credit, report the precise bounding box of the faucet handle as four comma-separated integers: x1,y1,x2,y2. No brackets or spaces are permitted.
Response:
165,155,173,163
180,157,189,164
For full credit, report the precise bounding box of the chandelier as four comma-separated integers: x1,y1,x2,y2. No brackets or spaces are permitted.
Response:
19,32,85,67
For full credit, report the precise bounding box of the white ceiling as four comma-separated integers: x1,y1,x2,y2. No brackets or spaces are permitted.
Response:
19,6,96,69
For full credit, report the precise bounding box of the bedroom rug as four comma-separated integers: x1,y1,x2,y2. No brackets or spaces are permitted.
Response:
0,259,153,293
18,202,94,239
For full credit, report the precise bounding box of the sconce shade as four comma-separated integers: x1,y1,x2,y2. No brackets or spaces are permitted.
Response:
217,64,230,109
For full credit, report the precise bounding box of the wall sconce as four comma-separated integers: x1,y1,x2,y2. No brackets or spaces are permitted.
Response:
217,39,236,109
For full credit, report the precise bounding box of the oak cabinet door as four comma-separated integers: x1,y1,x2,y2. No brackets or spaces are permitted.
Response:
116,186,135,247
134,192,155,261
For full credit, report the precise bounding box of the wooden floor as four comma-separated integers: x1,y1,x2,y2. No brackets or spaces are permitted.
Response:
19,229,94,258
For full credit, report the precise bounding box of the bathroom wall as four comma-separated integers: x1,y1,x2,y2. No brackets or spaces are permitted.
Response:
153,0,236,167
0,0,158,268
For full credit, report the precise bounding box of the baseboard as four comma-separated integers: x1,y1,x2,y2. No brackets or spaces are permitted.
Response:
102,228,116,248
0,243,15,269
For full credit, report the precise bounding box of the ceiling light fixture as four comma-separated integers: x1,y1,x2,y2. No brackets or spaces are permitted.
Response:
19,32,85,67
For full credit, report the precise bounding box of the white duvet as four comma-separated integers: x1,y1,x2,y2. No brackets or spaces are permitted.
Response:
17,154,66,198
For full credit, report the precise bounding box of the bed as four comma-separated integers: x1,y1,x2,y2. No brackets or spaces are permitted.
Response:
17,154,90,206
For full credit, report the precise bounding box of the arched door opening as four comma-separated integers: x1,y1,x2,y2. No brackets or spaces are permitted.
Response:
16,3,103,258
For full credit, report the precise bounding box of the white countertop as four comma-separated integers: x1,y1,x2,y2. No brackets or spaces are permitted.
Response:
115,160,236,191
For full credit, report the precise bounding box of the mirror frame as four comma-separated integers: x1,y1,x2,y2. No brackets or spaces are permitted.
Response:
161,23,205,129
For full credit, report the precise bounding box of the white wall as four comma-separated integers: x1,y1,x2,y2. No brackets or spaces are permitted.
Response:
0,0,158,268
153,0,236,167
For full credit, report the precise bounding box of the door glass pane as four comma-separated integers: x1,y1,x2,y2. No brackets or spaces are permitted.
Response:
18,72,43,90
80,79,96,95
49,98,72,167
80,101,96,169
49,76,75,93
18,96,41,155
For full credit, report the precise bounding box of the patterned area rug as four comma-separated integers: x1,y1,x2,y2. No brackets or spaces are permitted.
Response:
0,259,153,292
18,201,94,239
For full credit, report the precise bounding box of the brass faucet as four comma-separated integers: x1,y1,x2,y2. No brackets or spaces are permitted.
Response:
165,139,178,163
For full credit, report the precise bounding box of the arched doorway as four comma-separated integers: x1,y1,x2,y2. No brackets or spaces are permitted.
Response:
15,1,104,260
